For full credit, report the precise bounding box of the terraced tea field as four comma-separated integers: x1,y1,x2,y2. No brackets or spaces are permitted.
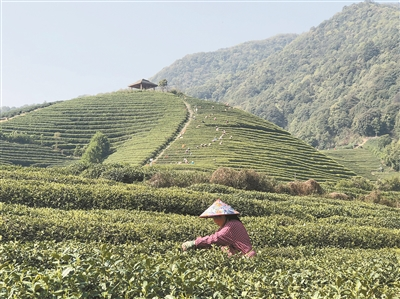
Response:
0,140,70,167
321,148,398,181
0,90,187,167
1,91,355,182
155,97,356,182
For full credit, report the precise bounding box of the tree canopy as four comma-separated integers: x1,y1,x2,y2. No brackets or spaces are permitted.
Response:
81,131,111,164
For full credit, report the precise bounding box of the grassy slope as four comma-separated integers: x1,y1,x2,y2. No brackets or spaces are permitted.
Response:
321,148,399,181
0,91,356,182
154,97,356,182
0,91,187,167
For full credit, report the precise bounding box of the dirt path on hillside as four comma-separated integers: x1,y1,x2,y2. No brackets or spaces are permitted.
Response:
153,101,194,163
354,136,378,149
0,108,43,123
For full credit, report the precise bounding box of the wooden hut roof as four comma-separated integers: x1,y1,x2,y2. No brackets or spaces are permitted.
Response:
128,79,158,89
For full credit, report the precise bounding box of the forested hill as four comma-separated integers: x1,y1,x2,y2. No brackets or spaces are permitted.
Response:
150,34,297,97
150,2,400,150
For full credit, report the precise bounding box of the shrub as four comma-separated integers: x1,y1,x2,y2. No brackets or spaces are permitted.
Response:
188,183,237,194
336,176,374,191
376,177,400,191
146,172,176,188
64,163,155,183
327,192,350,200
80,163,108,179
210,167,239,188
147,170,209,188
81,132,111,164
285,179,324,196
100,165,153,183
274,183,292,194
360,190,397,208
209,167,276,192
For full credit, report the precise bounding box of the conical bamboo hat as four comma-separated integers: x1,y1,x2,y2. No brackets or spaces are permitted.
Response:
199,199,239,218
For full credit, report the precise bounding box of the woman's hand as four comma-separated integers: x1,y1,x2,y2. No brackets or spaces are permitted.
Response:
182,240,196,251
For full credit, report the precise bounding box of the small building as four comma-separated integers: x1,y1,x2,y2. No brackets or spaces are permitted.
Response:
128,79,158,90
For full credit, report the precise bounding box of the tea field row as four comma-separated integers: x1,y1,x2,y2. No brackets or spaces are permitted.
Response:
1,240,399,298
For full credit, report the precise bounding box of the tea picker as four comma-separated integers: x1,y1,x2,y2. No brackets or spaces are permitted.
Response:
182,199,256,257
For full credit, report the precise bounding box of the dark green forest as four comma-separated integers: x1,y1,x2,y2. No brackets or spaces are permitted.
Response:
151,2,400,169
151,34,297,101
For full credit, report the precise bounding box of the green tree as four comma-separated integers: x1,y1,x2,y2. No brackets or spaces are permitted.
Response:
81,132,111,164
159,79,168,92
74,145,83,157
354,109,382,136
383,140,400,171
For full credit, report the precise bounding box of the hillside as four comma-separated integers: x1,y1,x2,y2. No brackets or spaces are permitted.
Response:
0,91,188,167
321,147,391,181
154,97,356,182
150,2,400,150
151,34,297,98
0,90,355,182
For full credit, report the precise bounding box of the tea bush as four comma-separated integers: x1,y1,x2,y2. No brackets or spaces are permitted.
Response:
1,241,399,298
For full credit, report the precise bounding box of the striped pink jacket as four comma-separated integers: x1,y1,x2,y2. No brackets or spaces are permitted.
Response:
195,220,256,257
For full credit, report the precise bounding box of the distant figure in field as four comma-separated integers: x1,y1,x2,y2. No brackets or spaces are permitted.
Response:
182,199,256,257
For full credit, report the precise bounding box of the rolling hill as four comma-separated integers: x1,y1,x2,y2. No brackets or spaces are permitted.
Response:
0,90,355,182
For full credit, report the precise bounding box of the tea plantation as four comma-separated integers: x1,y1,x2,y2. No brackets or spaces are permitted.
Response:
0,167,399,298
0,90,187,167
1,91,399,297
0,90,358,182
321,147,399,181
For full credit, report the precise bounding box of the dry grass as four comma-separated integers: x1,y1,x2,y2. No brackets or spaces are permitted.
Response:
283,179,324,196
327,192,350,200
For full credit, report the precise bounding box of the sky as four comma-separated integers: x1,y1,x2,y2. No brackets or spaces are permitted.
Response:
1,0,372,108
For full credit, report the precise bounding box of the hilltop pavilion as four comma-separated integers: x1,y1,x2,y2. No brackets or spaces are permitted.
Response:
128,79,158,90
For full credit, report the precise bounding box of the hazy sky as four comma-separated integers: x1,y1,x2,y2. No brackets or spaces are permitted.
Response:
1,0,371,108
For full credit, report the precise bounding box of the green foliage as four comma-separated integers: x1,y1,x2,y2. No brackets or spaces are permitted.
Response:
354,109,382,136
382,140,400,171
159,78,168,92
151,34,297,101
0,130,35,144
1,166,400,297
0,101,56,118
0,91,188,167
0,89,356,183
2,201,400,248
322,147,392,181
1,167,399,218
0,140,69,167
1,241,399,298
151,2,400,149
147,170,210,188
376,176,400,191
81,131,111,164
335,176,375,191
154,97,356,183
